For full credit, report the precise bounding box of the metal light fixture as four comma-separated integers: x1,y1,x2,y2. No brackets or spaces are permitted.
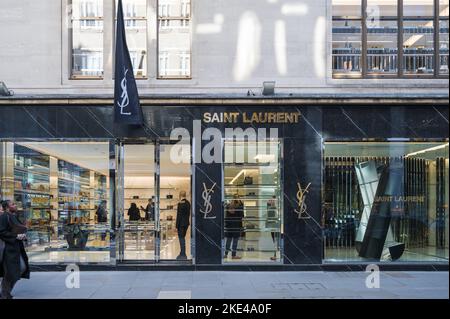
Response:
262,81,276,96
0,82,13,96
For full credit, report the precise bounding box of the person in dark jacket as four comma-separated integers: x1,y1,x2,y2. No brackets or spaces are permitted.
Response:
141,199,155,221
127,203,141,221
176,191,191,260
224,194,244,260
0,200,30,299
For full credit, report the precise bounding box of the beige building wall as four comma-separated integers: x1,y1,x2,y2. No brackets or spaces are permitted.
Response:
0,0,448,95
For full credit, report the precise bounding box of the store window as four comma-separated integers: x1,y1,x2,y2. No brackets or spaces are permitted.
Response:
322,142,449,262
0,142,111,264
403,0,435,75
332,0,449,78
70,0,104,78
115,0,148,78
332,0,362,76
223,140,283,263
367,0,398,75
157,0,192,78
440,0,450,75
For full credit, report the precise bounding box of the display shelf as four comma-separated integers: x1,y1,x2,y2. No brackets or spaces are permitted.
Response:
225,184,279,188
58,159,91,224
223,163,278,168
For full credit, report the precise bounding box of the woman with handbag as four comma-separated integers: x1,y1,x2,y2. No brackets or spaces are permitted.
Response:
0,200,30,299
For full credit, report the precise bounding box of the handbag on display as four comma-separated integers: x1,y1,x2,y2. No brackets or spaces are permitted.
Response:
244,176,253,185
166,195,173,199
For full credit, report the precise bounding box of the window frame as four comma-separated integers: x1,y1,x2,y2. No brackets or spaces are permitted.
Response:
69,0,106,80
156,0,193,80
332,0,449,79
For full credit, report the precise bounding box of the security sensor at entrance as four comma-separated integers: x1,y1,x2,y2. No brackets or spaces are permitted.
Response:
262,81,276,96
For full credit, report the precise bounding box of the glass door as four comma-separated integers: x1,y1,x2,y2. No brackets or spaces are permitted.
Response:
117,140,192,263
158,141,192,261
118,142,157,262
223,139,283,263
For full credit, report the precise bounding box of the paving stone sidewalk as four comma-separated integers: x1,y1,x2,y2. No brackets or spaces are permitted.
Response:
10,271,449,299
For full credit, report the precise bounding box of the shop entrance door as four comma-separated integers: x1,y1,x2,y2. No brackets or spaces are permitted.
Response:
117,141,192,263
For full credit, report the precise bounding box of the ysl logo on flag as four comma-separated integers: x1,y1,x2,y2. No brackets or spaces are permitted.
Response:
114,0,143,125
295,182,311,219
118,69,131,115
200,182,216,219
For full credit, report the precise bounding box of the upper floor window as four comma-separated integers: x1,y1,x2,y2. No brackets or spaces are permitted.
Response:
71,0,104,78
332,0,449,78
157,0,192,78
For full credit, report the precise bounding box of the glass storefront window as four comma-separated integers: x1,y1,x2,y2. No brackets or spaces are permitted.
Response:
0,142,111,263
440,1,450,75
367,0,398,75
404,0,435,17
322,142,449,263
332,0,362,76
333,0,449,78
333,20,363,75
71,0,104,78
157,0,191,78
115,0,148,78
223,140,283,263
403,19,435,75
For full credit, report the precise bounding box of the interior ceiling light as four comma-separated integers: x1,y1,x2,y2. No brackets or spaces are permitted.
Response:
229,169,246,185
405,143,449,158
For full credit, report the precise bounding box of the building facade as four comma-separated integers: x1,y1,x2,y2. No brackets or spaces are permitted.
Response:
0,0,448,268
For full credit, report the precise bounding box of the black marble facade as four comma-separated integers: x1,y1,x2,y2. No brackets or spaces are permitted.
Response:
0,103,448,265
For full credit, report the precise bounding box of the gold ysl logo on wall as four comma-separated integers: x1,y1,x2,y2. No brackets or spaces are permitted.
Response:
200,182,217,219
294,182,312,219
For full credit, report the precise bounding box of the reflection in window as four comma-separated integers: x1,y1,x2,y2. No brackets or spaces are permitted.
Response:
71,0,104,78
403,0,435,75
333,0,449,78
323,142,449,262
116,0,148,78
157,0,192,78
332,0,362,75
0,142,111,264
367,0,398,75
440,0,450,75
403,20,435,75
223,141,283,263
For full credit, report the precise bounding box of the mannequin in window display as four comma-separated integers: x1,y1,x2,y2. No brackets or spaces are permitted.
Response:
224,194,244,260
127,203,141,221
176,191,191,260
266,196,279,261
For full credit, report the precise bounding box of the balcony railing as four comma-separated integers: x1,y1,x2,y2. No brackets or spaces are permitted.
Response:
332,49,448,75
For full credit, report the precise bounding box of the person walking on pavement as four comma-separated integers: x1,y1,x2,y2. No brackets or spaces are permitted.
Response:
0,200,30,299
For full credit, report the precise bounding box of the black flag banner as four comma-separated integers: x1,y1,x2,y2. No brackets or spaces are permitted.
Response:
114,0,143,125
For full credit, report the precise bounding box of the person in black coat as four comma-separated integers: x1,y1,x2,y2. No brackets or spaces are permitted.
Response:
127,203,141,221
141,199,155,222
176,191,191,260
224,194,244,259
0,200,30,299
